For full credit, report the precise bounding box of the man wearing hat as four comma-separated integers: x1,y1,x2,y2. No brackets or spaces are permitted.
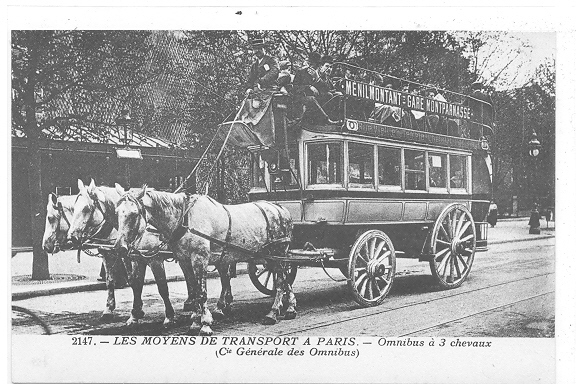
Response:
245,38,279,96
464,80,495,138
292,52,340,124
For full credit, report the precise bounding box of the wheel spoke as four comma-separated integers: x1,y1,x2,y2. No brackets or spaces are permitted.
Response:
454,256,462,279
357,253,369,265
451,211,458,239
357,274,369,296
263,271,272,288
455,211,466,238
448,256,456,283
374,240,386,260
355,271,368,289
460,233,474,243
368,238,376,260
434,247,450,261
376,275,390,286
366,278,373,299
438,252,452,276
255,267,267,278
458,221,472,238
272,272,277,290
372,279,383,297
436,239,450,246
376,249,391,264
440,224,451,241
457,254,470,272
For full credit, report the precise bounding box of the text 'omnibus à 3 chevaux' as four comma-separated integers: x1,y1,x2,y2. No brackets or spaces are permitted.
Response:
222,63,493,306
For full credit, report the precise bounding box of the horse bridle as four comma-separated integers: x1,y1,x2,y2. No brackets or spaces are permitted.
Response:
74,191,109,243
50,200,72,250
117,193,149,253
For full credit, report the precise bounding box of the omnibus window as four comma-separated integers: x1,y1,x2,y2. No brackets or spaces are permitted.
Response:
428,153,447,189
450,155,468,190
405,149,426,190
378,146,401,187
349,143,374,188
308,143,342,185
288,148,300,187
251,154,266,189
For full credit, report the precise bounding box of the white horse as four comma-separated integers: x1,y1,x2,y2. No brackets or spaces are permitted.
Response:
67,179,194,326
42,193,76,254
114,186,296,336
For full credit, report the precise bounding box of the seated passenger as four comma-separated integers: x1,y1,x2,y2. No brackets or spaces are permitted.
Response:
315,55,343,120
277,60,294,94
463,80,495,139
370,82,403,126
292,52,340,125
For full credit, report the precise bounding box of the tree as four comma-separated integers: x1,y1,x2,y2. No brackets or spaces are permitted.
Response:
12,30,159,279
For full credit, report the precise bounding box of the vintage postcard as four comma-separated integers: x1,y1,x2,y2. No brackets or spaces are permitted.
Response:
7,5,575,384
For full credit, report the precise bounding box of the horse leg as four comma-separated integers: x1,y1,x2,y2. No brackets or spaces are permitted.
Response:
283,271,298,321
178,258,195,312
263,263,285,325
180,257,202,334
126,259,147,326
213,262,233,321
100,251,116,321
149,258,175,327
192,259,214,336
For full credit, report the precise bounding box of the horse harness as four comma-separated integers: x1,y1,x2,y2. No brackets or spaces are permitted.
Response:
75,191,115,262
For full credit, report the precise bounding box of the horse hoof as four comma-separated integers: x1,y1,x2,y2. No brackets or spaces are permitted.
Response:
262,314,277,325
126,317,139,326
187,324,201,336
100,312,114,321
163,317,174,327
132,310,145,320
199,325,213,336
212,309,225,321
183,302,194,312
284,310,297,320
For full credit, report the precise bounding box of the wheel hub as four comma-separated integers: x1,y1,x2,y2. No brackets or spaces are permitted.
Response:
451,239,463,255
367,259,386,278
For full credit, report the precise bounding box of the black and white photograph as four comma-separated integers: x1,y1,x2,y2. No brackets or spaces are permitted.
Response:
7,5,575,384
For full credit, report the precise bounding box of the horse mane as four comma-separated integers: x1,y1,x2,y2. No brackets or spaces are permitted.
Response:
144,190,187,219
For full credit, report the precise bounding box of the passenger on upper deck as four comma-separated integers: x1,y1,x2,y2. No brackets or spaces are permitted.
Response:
292,52,340,125
463,80,495,139
245,38,280,97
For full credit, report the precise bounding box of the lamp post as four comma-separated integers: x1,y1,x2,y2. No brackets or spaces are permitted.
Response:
527,131,542,234
116,109,133,146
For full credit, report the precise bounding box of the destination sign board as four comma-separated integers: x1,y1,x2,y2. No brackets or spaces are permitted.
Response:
344,119,481,151
344,79,473,121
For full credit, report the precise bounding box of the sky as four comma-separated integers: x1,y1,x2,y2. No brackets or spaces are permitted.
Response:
479,31,556,90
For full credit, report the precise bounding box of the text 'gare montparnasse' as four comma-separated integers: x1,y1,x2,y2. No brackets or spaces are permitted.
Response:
344,79,473,120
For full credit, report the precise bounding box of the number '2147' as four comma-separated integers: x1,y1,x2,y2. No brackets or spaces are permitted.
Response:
71,336,93,345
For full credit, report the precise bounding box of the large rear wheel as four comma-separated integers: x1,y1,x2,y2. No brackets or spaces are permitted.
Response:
429,203,476,289
348,230,396,307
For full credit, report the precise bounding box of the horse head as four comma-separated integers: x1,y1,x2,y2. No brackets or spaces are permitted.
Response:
68,178,108,245
114,183,149,258
43,193,73,253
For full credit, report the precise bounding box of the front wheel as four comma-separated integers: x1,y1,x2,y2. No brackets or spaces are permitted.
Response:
348,230,396,307
429,203,476,289
248,261,298,296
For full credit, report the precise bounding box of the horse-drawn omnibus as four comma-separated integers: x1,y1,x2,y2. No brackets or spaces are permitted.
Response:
226,63,492,307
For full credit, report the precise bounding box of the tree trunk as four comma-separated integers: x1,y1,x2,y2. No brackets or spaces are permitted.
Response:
24,38,50,280
28,134,49,280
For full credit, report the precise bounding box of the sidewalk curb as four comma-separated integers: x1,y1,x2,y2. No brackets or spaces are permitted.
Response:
12,235,554,301
12,265,250,301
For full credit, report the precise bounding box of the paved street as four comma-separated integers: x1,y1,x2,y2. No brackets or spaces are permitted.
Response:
12,220,555,337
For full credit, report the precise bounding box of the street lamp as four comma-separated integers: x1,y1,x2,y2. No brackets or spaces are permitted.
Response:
115,109,142,159
527,131,542,234
115,109,133,146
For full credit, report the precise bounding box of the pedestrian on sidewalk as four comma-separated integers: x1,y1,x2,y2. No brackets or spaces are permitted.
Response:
488,201,498,227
